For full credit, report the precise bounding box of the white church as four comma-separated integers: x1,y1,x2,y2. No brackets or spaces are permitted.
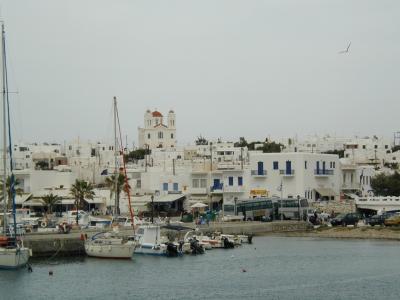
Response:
138,109,176,150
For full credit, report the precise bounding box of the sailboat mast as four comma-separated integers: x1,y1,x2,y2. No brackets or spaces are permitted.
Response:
113,97,118,215
1,22,7,234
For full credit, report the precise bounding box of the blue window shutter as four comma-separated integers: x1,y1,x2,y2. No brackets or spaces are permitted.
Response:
173,183,178,191
228,177,234,186
238,177,243,186
163,183,168,191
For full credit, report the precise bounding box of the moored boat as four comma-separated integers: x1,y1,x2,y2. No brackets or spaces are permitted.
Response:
84,232,136,259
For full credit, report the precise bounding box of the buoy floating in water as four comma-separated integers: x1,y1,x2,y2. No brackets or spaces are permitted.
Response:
49,270,53,276
242,269,247,273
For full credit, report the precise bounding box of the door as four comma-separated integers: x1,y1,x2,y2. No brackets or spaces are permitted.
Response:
257,161,264,175
213,179,220,189
286,161,292,175
322,161,326,174
316,161,320,174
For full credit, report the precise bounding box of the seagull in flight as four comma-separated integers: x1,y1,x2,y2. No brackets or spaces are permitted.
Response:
339,42,351,54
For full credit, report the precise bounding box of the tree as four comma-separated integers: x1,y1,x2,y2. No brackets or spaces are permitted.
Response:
125,148,151,162
234,137,248,148
42,193,62,214
70,179,95,224
105,173,130,215
195,135,208,145
371,172,400,196
0,176,23,210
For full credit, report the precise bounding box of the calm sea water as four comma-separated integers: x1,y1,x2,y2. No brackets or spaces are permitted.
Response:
1,237,400,300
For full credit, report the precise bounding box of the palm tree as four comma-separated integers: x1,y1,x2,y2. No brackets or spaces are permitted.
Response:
41,193,62,214
0,176,24,210
70,179,95,225
105,173,130,215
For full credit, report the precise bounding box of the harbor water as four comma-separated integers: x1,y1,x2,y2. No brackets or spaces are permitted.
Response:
1,236,400,299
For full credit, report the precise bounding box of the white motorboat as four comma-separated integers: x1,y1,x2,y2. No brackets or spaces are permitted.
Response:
84,232,136,259
134,225,180,257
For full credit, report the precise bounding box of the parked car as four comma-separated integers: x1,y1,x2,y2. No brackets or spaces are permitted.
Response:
384,214,400,226
366,214,386,226
367,212,398,226
330,213,361,226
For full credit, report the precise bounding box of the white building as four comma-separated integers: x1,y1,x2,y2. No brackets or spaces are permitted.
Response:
343,136,392,165
245,152,341,203
138,110,176,150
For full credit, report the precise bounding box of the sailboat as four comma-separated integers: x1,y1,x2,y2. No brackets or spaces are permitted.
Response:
0,21,31,269
84,97,136,259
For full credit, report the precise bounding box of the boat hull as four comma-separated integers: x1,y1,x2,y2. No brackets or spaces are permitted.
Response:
85,242,136,259
0,247,30,269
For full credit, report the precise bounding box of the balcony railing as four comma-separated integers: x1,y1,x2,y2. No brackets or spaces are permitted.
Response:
210,183,223,192
251,170,267,176
314,169,334,176
279,169,295,176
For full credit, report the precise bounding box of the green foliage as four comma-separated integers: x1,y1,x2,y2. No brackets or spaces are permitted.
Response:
234,137,248,148
42,193,62,214
105,173,130,214
70,179,95,223
125,148,150,162
0,176,23,209
371,172,400,196
195,135,208,145
322,150,345,158
36,160,49,170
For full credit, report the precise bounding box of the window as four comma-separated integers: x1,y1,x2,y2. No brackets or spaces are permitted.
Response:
173,183,179,191
374,145,378,149
304,161,307,169
147,133,151,139
333,162,335,168
273,161,279,170
171,133,174,139
163,183,168,191
385,145,389,149
192,179,199,188
200,179,207,188
238,177,243,186
228,177,234,186
362,145,366,149
158,132,163,139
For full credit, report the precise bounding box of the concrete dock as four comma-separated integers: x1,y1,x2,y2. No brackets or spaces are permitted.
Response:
23,221,310,257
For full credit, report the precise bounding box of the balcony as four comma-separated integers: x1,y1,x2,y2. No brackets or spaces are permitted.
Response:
210,183,223,193
314,169,334,177
279,169,295,176
251,170,267,177
223,185,245,193
188,187,208,194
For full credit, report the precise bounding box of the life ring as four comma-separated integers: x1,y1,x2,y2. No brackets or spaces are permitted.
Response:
41,221,47,228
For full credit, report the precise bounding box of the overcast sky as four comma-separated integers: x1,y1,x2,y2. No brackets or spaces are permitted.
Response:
1,0,399,146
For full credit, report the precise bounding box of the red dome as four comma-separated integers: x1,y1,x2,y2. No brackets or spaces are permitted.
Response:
152,111,163,117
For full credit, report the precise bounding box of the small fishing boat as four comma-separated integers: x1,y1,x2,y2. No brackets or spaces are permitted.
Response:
134,225,180,257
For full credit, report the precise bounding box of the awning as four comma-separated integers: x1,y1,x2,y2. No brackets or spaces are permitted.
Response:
22,199,44,207
15,193,33,205
315,188,337,197
153,194,185,203
84,198,105,204
61,199,75,205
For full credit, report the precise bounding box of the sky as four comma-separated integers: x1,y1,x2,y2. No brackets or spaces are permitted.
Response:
0,0,399,146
